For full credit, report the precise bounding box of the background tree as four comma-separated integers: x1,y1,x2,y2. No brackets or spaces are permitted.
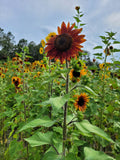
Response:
0,28,15,60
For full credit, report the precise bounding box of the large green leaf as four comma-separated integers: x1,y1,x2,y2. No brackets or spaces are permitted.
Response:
19,117,56,132
41,94,70,110
25,132,53,147
84,147,115,160
75,120,114,143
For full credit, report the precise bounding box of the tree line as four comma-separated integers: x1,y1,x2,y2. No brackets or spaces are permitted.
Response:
0,27,43,62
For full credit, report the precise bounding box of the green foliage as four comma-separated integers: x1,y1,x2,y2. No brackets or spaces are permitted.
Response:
25,132,53,147
19,117,56,132
0,7,120,160
41,94,70,111
75,120,114,143
84,147,115,160
42,151,62,160
93,46,103,49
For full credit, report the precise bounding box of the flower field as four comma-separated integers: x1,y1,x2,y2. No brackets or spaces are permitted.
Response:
0,6,120,160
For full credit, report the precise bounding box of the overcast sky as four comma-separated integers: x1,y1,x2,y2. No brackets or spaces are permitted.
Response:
0,0,120,61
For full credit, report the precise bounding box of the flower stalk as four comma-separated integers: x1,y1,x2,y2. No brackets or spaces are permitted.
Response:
62,60,69,157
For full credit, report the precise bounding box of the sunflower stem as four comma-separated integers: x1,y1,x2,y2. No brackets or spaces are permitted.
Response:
48,59,52,119
100,47,108,129
22,48,29,159
99,47,108,151
62,60,69,157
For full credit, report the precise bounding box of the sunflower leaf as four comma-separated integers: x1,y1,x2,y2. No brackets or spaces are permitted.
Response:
42,151,62,160
73,16,81,23
93,53,103,56
84,147,115,160
93,46,103,49
83,86,98,96
19,117,56,132
75,120,114,143
24,132,53,147
40,94,70,110
113,40,120,44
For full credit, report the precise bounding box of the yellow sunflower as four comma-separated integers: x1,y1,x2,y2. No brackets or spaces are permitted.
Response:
39,47,44,54
99,63,111,70
45,32,56,42
45,21,86,63
41,39,45,47
12,57,18,61
1,74,5,78
74,93,89,112
37,72,41,76
69,69,86,82
12,77,21,89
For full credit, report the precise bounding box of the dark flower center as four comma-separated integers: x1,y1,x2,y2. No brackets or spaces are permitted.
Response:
73,70,80,77
13,78,15,82
78,97,85,106
15,80,19,86
54,33,72,51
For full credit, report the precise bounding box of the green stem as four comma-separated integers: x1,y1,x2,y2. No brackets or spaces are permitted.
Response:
62,60,69,157
22,49,29,159
48,59,52,119
99,47,108,151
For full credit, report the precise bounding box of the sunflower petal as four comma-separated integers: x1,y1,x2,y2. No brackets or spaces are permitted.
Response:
61,21,67,33
58,26,61,34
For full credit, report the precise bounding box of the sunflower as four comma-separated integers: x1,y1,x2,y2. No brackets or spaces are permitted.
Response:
40,60,44,63
39,63,45,68
45,22,86,63
37,72,41,76
74,93,89,112
12,57,18,61
12,77,21,89
69,69,86,82
99,63,111,70
39,47,44,54
41,39,45,47
45,32,56,42
1,74,5,78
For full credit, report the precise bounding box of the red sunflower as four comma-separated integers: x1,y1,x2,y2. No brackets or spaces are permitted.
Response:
74,93,89,112
45,22,86,63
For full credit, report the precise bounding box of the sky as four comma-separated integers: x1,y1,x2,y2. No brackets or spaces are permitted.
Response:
0,0,120,61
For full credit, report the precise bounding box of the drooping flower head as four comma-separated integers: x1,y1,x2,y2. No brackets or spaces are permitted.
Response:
45,22,86,63
74,93,89,112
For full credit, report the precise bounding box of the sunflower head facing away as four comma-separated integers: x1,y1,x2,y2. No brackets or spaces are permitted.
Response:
74,93,89,112
45,22,86,63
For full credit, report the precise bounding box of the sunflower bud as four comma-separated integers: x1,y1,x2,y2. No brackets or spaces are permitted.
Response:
75,6,80,11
